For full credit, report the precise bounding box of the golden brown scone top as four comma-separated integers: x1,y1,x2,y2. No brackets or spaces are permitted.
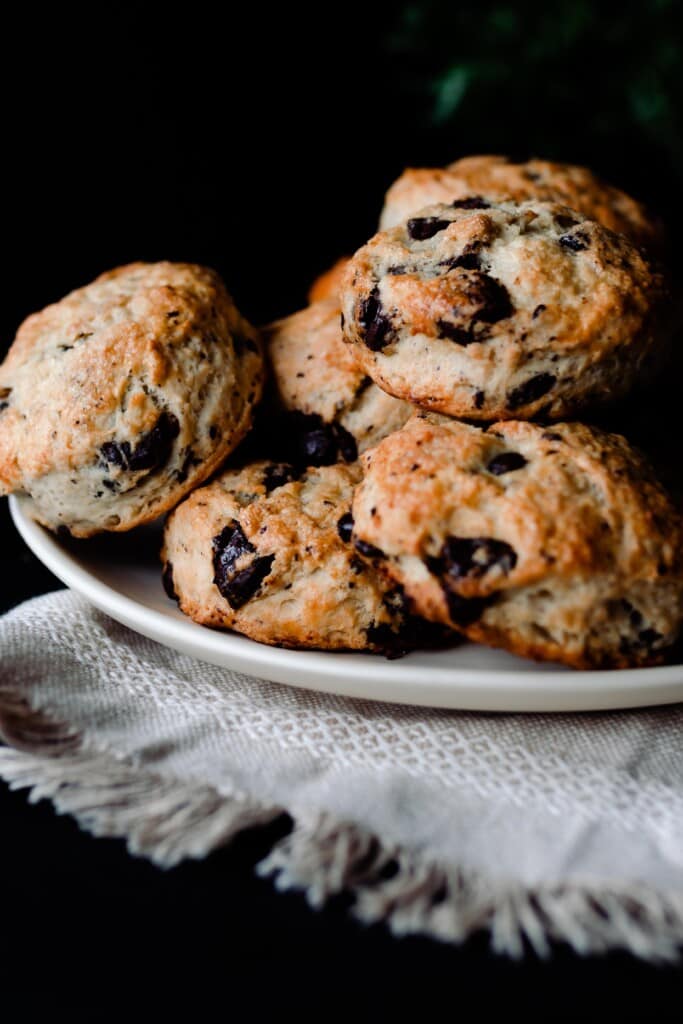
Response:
351,415,683,668
380,155,662,252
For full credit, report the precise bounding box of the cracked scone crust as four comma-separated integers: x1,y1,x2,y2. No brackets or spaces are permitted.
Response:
341,199,667,421
264,298,412,457
0,262,264,536
351,415,683,669
162,460,439,652
380,155,662,252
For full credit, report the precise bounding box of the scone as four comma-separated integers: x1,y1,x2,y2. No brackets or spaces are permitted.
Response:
350,415,683,669
380,155,662,252
162,460,445,653
0,262,264,536
308,257,351,303
340,199,667,421
264,298,412,457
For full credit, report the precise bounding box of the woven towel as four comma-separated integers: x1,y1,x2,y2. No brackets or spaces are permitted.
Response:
1,589,682,960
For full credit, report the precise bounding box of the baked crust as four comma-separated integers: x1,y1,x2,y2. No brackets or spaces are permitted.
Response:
0,262,264,536
351,414,683,669
341,199,668,421
380,155,663,252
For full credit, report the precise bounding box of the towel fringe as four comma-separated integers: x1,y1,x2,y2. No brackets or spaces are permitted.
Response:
1,679,682,960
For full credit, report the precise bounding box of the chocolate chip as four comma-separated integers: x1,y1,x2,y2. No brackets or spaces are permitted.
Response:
474,274,513,323
209,425,219,440
439,252,482,272
387,265,409,275
474,390,485,409
162,562,178,601
0,402,8,413
436,320,476,346
438,273,513,344
555,213,580,229
433,536,517,580
263,462,299,494
559,232,589,252
450,197,490,210
358,288,395,351
407,216,451,240
100,411,180,474
507,373,556,410
487,452,528,475
337,511,354,543
354,376,373,398
0,387,11,400
532,304,546,319
353,537,386,560
542,431,562,442
212,521,274,609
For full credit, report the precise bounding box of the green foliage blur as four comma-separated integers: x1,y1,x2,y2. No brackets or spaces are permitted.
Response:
383,1,682,214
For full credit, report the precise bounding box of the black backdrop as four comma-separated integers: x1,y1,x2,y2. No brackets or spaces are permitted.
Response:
1,7,682,1008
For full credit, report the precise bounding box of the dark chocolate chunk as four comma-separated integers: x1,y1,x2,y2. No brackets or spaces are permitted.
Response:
212,521,274,609
358,288,395,351
473,274,513,323
219,556,275,609
532,304,546,319
263,462,299,494
450,197,490,210
337,511,354,543
559,232,589,252
439,251,482,272
353,537,386,560
407,216,451,240
162,562,178,602
555,213,580,229
507,373,556,410
436,320,476,346
435,536,517,580
100,411,180,475
487,452,528,475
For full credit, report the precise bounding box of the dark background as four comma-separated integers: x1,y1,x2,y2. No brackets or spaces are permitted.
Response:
1,3,682,1007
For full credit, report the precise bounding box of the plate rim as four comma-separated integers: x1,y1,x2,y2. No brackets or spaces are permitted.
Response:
9,494,683,713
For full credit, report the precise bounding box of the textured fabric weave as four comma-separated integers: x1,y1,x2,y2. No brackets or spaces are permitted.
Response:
1,590,682,959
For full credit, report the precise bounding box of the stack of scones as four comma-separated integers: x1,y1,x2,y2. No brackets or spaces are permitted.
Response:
1,156,681,669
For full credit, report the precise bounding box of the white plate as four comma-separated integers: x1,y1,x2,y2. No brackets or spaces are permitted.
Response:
10,493,683,712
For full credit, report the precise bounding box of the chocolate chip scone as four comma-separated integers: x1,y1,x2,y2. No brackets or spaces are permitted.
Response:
351,415,683,669
340,199,668,421
264,298,412,458
0,262,264,536
162,460,444,653
380,155,662,252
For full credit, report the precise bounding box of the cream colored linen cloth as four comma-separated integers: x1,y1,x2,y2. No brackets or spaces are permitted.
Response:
1,589,682,960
